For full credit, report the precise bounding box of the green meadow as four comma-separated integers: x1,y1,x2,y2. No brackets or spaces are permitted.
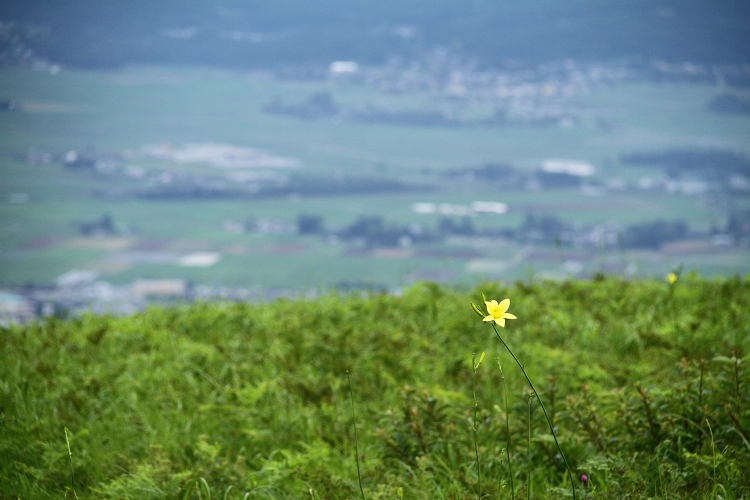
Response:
1,277,749,498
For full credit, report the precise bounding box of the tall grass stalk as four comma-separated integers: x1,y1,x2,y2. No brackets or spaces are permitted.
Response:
180,480,195,500
199,477,212,500
707,418,717,488
64,427,80,500
497,359,515,500
347,370,367,500
527,394,533,500
490,323,577,500
471,352,485,499
223,485,233,500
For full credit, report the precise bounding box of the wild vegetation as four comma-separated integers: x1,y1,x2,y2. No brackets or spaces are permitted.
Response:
2,275,749,499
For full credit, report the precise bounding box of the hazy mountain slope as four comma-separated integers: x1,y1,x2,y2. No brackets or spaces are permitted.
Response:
1,0,749,69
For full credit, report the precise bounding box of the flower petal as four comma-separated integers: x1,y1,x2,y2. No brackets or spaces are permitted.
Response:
498,298,510,314
483,315,494,322
496,317,506,327
503,313,517,320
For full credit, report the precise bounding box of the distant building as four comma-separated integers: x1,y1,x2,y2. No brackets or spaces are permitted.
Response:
541,159,595,177
132,279,191,298
330,61,358,74
57,269,100,288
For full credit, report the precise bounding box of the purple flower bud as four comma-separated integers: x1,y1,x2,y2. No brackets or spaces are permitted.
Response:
581,474,588,483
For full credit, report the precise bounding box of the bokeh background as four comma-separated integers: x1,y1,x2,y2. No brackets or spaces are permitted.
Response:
1,0,749,318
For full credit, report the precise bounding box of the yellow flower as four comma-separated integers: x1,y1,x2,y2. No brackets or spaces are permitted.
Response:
667,272,678,285
483,298,517,327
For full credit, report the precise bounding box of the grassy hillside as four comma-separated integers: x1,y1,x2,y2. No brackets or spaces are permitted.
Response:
1,276,749,498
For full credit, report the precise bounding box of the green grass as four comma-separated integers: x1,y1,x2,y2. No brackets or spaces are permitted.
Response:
1,277,749,499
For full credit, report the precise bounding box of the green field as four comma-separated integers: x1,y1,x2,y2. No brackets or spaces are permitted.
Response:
1,278,749,498
1,66,749,289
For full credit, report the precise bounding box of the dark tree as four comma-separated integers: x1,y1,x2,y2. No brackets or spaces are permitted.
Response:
297,214,324,235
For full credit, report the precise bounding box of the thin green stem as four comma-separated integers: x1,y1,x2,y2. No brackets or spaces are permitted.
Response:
707,418,717,489
64,427,80,500
491,324,576,500
498,362,515,500
347,371,367,500
472,353,482,499
527,395,533,500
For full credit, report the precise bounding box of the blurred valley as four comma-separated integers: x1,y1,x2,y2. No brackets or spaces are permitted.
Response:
0,1,749,320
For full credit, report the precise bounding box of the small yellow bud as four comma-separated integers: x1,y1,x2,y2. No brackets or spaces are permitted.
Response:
471,302,485,317
667,272,678,285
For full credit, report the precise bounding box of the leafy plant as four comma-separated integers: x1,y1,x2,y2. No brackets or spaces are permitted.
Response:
0,276,748,498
